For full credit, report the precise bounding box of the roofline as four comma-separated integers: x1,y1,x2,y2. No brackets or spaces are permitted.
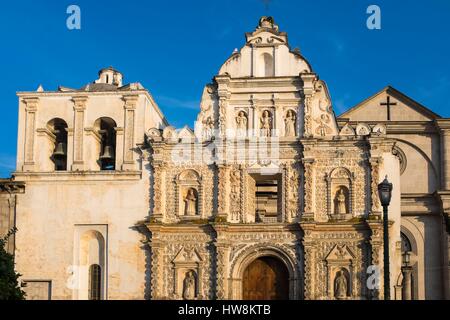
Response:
16,89,170,127
338,85,442,119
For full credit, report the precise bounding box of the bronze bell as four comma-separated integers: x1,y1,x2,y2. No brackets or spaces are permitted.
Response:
100,145,114,161
52,142,66,158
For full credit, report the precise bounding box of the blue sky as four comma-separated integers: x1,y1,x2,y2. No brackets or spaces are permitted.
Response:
0,0,449,177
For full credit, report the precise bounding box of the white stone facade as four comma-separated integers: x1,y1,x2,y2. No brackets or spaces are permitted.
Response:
1,17,449,300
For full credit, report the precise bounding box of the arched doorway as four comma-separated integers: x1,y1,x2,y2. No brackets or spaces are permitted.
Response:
242,256,289,300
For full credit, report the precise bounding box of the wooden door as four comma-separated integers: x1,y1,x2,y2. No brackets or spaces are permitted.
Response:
242,257,289,300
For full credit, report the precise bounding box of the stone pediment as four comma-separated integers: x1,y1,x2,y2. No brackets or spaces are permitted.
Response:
172,247,203,264
178,126,195,140
339,123,355,136
339,86,441,122
325,244,355,262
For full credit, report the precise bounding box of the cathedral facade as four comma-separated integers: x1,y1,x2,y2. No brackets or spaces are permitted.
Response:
1,17,449,300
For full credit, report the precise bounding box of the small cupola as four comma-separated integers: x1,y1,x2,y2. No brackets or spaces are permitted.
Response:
95,66,123,87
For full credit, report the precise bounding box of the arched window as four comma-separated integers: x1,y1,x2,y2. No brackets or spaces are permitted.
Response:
400,232,415,300
89,264,101,300
401,232,412,253
47,118,68,171
94,117,117,170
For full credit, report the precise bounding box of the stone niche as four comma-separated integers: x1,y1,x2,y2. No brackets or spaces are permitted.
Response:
175,169,202,219
325,244,355,300
172,246,204,300
326,167,354,221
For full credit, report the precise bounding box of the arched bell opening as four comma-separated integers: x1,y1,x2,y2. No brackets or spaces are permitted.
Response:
94,117,117,170
47,118,68,171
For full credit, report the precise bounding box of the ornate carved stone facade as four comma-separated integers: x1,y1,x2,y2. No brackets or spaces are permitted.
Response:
3,17,449,300
142,17,418,300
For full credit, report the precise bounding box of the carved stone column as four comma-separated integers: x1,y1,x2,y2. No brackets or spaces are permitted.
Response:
148,236,163,299
401,266,413,300
215,75,230,139
122,95,138,171
151,163,165,221
213,225,230,300
435,120,450,190
301,229,316,300
435,191,450,299
302,158,315,220
369,157,382,216
300,73,316,138
367,221,383,300
22,97,39,171
71,96,88,171
217,165,229,219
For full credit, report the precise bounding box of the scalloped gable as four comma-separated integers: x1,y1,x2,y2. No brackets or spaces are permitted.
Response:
338,86,441,122
218,16,312,78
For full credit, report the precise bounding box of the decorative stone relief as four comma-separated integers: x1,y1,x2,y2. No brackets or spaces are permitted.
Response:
286,162,300,221
229,166,241,222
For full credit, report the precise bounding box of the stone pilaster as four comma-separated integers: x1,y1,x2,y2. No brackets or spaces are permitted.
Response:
302,158,315,220
435,120,450,190
215,75,231,139
435,190,450,299
122,95,138,171
217,165,229,219
369,157,382,216
151,163,165,221
367,220,383,300
71,96,88,171
300,73,316,138
22,97,39,171
213,224,231,300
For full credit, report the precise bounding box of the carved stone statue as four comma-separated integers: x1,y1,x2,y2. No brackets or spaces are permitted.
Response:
182,270,196,300
285,110,296,137
334,270,348,299
202,117,214,141
236,111,248,136
184,188,197,216
336,189,347,215
260,110,272,137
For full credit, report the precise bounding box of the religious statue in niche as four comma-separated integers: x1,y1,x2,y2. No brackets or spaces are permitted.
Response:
236,111,248,137
335,188,347,215
260,110,272,137
182,270,197,300
184,188,198,216
334,269,349,299
284,110,296,137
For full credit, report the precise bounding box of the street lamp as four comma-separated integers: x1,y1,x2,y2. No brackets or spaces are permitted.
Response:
378,176,393,300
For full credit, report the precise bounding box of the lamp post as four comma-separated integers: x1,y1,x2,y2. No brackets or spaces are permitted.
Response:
378,176,393,300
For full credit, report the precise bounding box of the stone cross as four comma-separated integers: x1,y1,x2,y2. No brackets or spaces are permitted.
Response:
380,96,397,121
